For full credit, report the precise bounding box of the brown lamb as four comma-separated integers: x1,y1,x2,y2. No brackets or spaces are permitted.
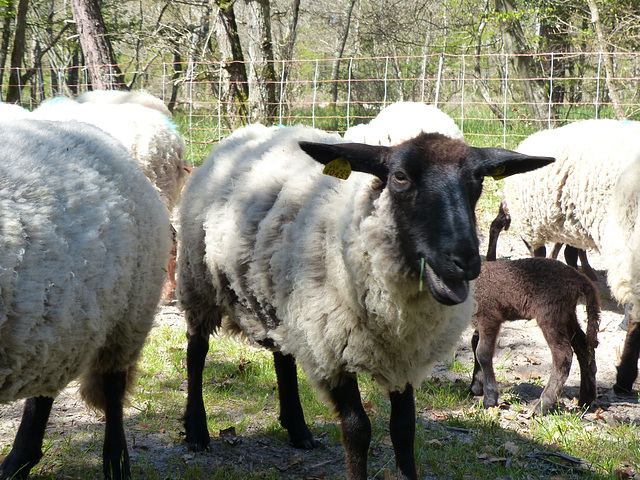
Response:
471,257,601,414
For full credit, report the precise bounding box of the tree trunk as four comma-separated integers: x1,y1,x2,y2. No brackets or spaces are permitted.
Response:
330,0,357,106
5,0,29,103
473,1,504,122
279,0,301,83
494,0,552,126
0,0,15,100
586,0,625,119
210,0,249,127
245,0,277,124
69,0,125,90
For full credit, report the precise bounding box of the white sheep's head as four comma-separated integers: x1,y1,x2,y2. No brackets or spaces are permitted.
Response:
299,132,554,306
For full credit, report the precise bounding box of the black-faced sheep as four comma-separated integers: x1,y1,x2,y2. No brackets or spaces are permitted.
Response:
0,119,171,480
470,258,601,414
176,123,553,479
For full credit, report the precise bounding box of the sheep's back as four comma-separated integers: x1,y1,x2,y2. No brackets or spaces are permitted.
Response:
33,99,187,211
504,120,640,251
0,119,171,403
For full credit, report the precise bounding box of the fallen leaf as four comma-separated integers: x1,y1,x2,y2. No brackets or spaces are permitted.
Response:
503,441,519,455
513,371,541,381
476,452,508,463
219,426,242,445
363,400,378,414
286,455,304,467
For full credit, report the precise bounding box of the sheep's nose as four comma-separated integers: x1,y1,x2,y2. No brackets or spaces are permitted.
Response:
450,250,481,280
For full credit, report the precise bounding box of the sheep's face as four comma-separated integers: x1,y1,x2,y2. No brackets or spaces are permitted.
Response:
299,134,554,305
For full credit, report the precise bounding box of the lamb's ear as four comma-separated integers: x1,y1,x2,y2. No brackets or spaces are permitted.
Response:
299,141,391,181
471,147,555,180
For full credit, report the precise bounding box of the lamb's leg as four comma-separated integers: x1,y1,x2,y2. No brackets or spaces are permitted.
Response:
329,374,371,480
470,329,484,395
273,351,316,449
102,371,130,480
537,321,573,414
389,384,417,480
0,396,54,480
567,319,597,408
614,315,640,394
184,331,211,451
474,322,501,408
550,243,563,259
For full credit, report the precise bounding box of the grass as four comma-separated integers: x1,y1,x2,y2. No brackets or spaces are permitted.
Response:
8,321,639,479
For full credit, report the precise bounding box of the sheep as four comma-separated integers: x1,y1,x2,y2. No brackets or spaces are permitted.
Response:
0,102,31,119
601,154,640,393
0,119,171,480
77,89,173,119
176,122,553,480
470,258,601,414
32,97,187,212
32,98,187,303
343,101,463,145
486,119,640,262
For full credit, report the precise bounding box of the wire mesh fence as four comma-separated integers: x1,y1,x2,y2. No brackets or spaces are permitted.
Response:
3,51,640,162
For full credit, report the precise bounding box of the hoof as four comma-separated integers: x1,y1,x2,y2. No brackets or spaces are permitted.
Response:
613,383,634,395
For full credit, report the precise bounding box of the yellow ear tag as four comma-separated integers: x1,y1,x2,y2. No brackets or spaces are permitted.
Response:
490,165,507,180
322,157,352,180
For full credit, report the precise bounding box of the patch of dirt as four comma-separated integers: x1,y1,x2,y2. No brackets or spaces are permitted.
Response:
1,229,639,479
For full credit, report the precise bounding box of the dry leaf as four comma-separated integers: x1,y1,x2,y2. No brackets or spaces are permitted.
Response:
503,441,519,455
219,426,242,445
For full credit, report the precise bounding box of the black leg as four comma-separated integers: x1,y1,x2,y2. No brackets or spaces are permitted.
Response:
0,396,54,480
470,329,484,396
533,245,547,258
102,371,130,480
329,374,371,480
486,200,510,261
563,245,579,269
184,331,211,451
273,351,315,449
389,385,417,480
615,314,640,394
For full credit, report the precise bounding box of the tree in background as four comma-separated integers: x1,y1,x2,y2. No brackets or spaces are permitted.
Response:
69,0,125,89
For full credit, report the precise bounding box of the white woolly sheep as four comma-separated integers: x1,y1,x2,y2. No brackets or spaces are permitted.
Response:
485,119,640,393
0,119,171,479
487,119,640,259
32,97,187,212
343,101,463,145
471,258,600,414
177,123,553,480
601,153,640,393
0,102,30,119
77,89,173,119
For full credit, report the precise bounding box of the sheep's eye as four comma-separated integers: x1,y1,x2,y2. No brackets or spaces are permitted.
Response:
392,171,409,184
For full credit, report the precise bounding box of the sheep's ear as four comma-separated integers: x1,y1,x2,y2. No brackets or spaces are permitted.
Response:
299,141,391,181
471,147,554,180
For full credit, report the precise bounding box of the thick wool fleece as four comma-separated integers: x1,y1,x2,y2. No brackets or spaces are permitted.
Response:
503,120,640,253
77,89,173,119
33,98,186,211
0,119,171,410
178,124,474,395
343,102,463,145
603,153,640,307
